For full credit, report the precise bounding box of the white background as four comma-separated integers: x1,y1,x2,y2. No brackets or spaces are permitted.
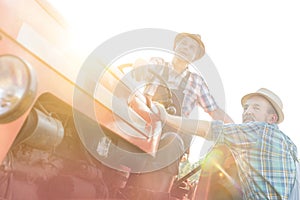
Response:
50,0,300,161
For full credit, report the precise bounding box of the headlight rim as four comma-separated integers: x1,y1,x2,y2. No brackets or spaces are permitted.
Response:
0,54,37,123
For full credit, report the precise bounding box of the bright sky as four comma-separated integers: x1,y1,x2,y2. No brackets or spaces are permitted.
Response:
49,0,300,161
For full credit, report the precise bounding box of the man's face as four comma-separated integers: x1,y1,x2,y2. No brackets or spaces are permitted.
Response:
174,36,201,62
242,95,277,123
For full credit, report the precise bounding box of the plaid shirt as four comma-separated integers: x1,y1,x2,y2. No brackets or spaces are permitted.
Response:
210,121,298,200
144,57,218,117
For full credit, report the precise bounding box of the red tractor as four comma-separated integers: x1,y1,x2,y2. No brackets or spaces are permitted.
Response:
0,1,241,199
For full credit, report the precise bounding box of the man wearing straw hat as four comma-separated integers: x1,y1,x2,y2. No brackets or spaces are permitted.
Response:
134,32,233,122
125,32,233,199
130,32,233,162
154,88,298,200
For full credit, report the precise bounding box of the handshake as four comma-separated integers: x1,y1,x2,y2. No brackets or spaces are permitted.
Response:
128,95,168,130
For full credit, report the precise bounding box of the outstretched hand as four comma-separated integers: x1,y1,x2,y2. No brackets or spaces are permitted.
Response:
152,102,167,124
128,96,167,125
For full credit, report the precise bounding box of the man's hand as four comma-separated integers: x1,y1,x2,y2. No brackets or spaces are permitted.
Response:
153,102,167,124
128,96,164,136
128,96,166,125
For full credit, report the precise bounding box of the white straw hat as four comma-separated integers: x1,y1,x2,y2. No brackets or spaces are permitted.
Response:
173,33,205,61
241,88,284,123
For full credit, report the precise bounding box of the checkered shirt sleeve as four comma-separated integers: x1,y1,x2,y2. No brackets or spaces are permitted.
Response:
182,73,218,116
210,121,298,200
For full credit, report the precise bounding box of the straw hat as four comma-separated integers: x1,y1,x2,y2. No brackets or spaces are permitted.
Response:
173,33,205,61
241,88,284,123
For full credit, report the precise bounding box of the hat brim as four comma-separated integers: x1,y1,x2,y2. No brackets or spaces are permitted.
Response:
241,93,284,123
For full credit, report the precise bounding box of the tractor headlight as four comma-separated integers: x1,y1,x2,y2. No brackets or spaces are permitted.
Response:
0,54,37,123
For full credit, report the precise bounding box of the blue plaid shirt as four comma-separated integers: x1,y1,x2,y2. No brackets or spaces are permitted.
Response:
210,121,298,200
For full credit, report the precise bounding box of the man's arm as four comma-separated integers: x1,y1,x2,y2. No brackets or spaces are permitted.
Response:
155,103,211,138
190,73,234,123
208,108,234,124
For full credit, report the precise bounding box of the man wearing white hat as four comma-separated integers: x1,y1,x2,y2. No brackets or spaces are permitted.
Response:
134,32,233,122
155,88,298,200
132,33,233,159
130,32,233,163
126,33,233,199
